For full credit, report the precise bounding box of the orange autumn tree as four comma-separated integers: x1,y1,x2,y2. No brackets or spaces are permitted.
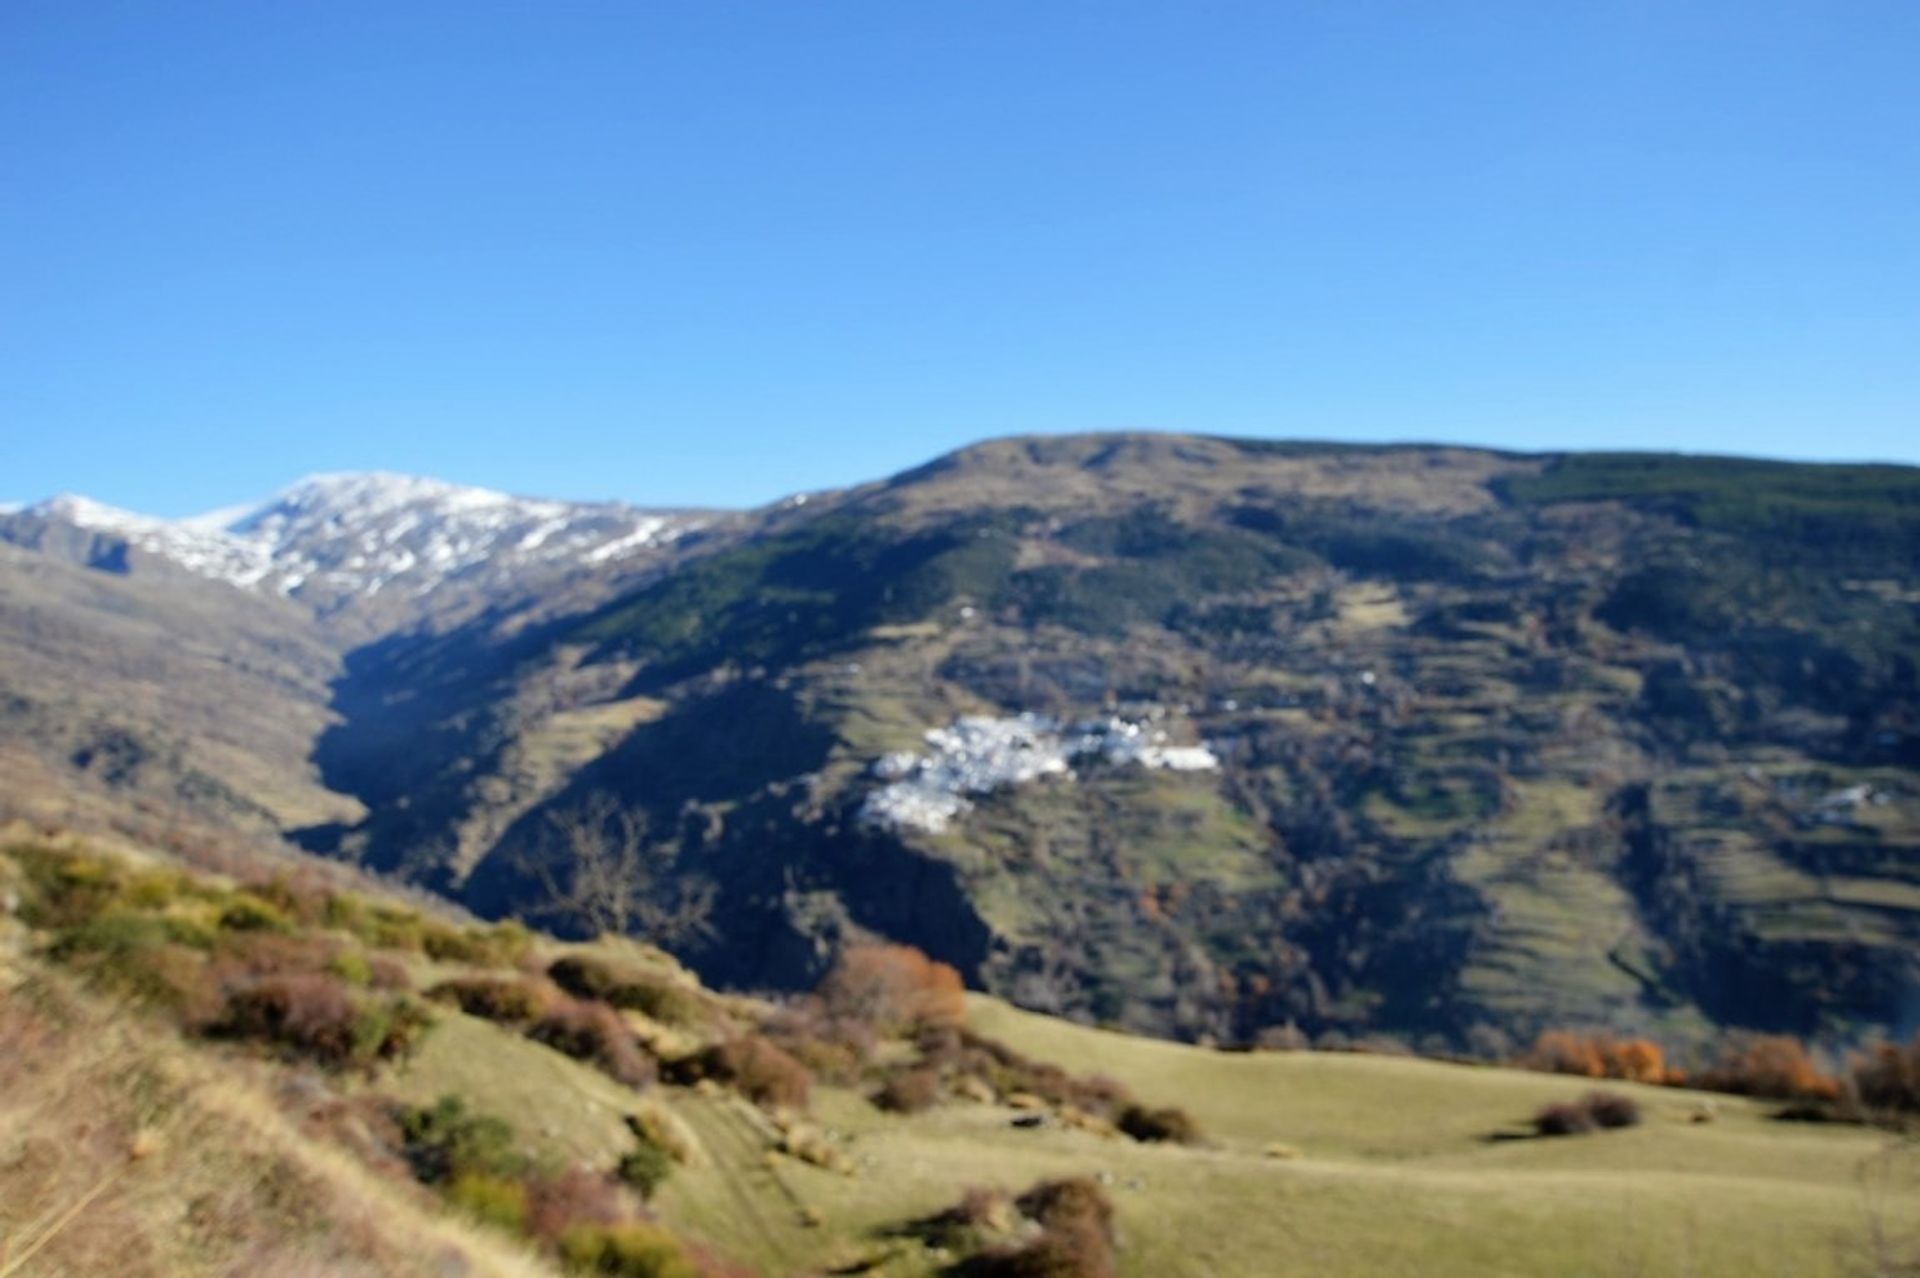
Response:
1520,1031,1668,1084
1698,1035,1840,1102
818,942,967,1033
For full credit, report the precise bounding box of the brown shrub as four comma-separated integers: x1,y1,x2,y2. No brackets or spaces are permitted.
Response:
952,1029,1134,1119
962,1224,1116,1278
365,954,413,991
547,955,706,1025
529,998,655,1087
428,976,551,1025
47,912,221,1021
1851,1033,1920,1115
874,1067,942,1114
524,1167,627,1244
1698,1035,1840,1102
1533,1091,1640,1136
216,973,430,1070
1014,1177,1115,1241
760,1001,879,1084
1519,1030,1668,1084
1116,1103,1202,1145
1254,1023,1311,1051
958,1178,1118,1278
817,942,967,1033
1582,1090,1642,1129
237,871,334,927
693,1035,813,1110
1533,1101,1597,1137
209,931,343,979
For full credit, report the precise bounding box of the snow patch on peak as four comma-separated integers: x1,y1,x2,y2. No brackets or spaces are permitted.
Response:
16,472,698,607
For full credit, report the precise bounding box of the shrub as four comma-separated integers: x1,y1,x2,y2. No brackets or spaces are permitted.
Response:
400,1095,528,1185
1583,1091,1642,1129
1698,1035,1840,1101
211,931,344,979
960,1228,1116,1278
218,891,294,933
366,953,413,990
625,1107,696,1166
13,848,124,928
1533,1101,1597,1136
447,1171,529,1232
1116,1103,1202,1145
1533,1091,1640,1136
1519,1030,1668,1084
429,975,552,1025
762,1004,876,1084
950,1029,1135,1119
615,1141,674,1199
51,913,218,1018
525,1168,627,1245
420,920,531,967
329,950,374,986
531,998,656,1087
1851,1033,1920,1115
218,973,430,1070
326,896,430,952
690,1035,813,1110
1254,1023,1310,1051
817,943,967,1033
1014,1177,1114,1241
558,1222,701,1278
236,871,333,926
874,1067,942,1114
548,956,706,1025
960,1178,1118,1278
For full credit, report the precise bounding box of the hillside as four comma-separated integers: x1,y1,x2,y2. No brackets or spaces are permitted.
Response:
307,435,1920,1052
4,827,1915,1278
0,540,356,835
3,434,1916,1056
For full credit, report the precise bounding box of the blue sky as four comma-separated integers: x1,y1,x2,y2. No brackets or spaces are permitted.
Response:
3,2,1916,515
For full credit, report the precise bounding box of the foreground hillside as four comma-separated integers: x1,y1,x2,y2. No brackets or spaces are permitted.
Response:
3,828,1914,1278
307,435,1920,1050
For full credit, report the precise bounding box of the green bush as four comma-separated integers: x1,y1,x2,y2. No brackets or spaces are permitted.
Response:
558,1222,700,1278
49,911,217,1017
447,1172,529,1233
219,892,294,933
614,1141,674,1200
400,1095,528,1186
547,956,704,1025
329,950,374,986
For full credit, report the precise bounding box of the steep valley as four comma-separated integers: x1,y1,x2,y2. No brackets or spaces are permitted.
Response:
5,435,1917,1054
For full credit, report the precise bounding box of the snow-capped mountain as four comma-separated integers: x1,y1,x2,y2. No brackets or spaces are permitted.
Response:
19,473,702,607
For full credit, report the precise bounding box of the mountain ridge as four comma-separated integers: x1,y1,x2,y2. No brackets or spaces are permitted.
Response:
3,433,1917,1053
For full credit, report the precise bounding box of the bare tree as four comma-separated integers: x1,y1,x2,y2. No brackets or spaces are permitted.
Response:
522,791,716,946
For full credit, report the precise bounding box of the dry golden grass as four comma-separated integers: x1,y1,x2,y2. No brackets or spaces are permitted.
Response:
0,969,560,1278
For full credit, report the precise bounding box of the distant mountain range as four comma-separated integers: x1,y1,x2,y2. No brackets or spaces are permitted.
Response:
13,473,708,627
3,435,1916,1052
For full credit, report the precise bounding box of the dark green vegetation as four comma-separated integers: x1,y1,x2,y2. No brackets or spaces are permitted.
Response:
5,434,1917,1058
